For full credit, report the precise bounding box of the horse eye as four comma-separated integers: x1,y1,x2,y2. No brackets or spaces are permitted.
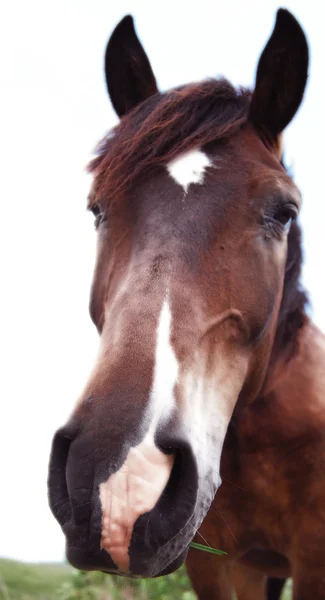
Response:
89,203,105,228
273,203,298,231
91,204,101,217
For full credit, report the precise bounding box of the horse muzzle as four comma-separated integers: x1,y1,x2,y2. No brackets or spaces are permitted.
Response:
48,421,203,577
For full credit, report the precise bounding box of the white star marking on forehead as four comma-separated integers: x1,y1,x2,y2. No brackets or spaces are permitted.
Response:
167,149,212,193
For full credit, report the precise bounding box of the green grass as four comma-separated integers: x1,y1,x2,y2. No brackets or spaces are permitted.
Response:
0,559,195,600
0,558,71,599
0,557,292,600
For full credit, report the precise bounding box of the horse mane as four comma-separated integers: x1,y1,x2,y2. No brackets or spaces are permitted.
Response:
268,219,309,370
88,78,308,368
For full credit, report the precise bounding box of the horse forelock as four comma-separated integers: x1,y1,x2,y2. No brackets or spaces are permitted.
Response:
87,78,250,203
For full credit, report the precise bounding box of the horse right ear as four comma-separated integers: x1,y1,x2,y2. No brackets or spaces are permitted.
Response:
105,15,158,118
249,9,309,151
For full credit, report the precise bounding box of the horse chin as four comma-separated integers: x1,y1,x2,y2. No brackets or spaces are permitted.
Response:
96,548,188,578
66,534,189,579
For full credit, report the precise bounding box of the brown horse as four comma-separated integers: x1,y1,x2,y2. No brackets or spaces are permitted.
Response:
48,8,323,599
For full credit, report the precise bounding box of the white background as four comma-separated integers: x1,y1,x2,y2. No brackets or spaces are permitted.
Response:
0,0,324,562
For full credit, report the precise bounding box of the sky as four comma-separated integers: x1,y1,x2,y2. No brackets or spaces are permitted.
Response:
0,0,324,563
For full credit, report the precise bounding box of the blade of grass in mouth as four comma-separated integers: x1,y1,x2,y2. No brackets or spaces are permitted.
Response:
189,542,227,555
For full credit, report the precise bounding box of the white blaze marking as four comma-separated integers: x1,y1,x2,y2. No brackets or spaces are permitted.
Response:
99,297,177,572
150,297,179,427
167,149,212,193
182,354,248,500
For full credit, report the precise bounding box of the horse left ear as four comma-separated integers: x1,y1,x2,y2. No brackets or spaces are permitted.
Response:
249,9,309,150
105,15,158,118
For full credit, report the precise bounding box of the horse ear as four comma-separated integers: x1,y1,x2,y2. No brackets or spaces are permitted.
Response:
105,15,158,118
249,9,308,149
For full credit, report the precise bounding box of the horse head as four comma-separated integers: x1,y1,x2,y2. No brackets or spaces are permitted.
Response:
48,9,308,578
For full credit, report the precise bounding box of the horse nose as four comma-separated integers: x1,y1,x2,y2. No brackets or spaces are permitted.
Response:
49,422,103,543
48,424,121,573
48,421,199,577
126,440,199,576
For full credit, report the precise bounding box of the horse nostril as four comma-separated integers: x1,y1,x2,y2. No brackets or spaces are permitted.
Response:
157,444,174,456
48,425,77,526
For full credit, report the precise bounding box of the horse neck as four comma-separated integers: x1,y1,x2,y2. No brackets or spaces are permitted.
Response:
229,319,325,453
260,318,325,430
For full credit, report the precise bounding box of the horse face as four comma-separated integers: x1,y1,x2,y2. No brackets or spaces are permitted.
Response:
48,10,308,577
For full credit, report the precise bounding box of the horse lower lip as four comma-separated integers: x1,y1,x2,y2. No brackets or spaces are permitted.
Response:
66,542,117,573
66,538,185,578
